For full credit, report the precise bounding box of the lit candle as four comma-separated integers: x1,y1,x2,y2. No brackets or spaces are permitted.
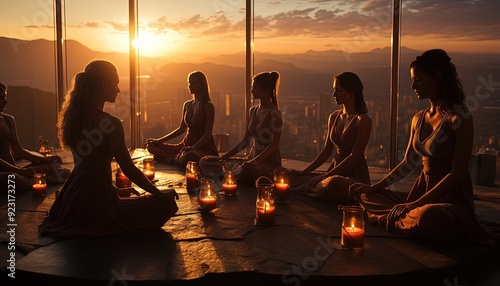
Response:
274,179,290,202
115,168,132,188
256,203,276,223
142,157,155,180
32,183,47,196
144,170,155,181
199,196,217,211
116,173,131,188
186,173,200,192
32,173,47,197
222,183,237,196
341,225,365,248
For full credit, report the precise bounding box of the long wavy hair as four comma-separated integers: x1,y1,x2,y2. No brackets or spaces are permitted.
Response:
57,60,118,148
334,72,368,114
188,71,211,115
189,71,210,103
253,71,280,107
410,49,467,115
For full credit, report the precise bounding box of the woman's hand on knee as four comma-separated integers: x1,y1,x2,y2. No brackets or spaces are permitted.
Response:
349,183,374,196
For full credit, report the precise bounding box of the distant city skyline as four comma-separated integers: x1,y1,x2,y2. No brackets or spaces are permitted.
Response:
1,0,500,61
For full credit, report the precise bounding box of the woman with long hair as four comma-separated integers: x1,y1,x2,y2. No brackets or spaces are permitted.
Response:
291,71,372,202
350,49,490,246
145,71,218,166
200,71,283,183
39,60,178,238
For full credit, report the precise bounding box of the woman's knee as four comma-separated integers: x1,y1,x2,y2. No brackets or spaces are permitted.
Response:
417,205,457,242
179,150,201,164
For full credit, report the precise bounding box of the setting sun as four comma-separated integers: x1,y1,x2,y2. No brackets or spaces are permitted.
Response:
133,28,182,57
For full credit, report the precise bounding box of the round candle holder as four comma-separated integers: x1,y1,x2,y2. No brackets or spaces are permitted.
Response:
38,136,50,156
339,205,365,249
222,169,237,196
186,161,201,192
115,167,132,188
142,156,155,180
32,173,47,197
273,167,290,203
198,177,217,211
255,176,276,225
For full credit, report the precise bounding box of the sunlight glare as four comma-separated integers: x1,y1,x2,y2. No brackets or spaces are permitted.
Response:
132,29,182,57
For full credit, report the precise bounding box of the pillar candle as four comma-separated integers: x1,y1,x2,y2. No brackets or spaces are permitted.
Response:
199,196,217,211
341,226,365,248
256,205,276,223
222,183,237,196
32,183,47,196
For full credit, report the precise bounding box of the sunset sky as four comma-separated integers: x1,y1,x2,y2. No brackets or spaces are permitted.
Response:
2,0,500,60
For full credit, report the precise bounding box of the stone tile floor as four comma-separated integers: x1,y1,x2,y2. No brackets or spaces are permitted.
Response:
1,149,499,285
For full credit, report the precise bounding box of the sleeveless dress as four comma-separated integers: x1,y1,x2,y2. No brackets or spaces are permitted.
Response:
291,109,371,199
357,108,487,245
244,104,282,180
39,110,178,239
147,100,218,164
0,113,70,190
198,104,283,183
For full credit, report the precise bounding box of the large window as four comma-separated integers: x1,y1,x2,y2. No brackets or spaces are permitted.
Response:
1,0,499,180
253,1,392,166
136,0,246,152
0,0,57,151
400,0,500,164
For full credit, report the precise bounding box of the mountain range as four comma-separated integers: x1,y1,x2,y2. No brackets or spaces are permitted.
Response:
1,36,499,152
2,36,499,104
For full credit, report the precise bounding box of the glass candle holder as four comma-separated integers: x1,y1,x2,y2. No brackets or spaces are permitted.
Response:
198,178,217,211
255,176,276,225
142,156,155,180
32,173,47,197
273,167,290,203
339,205,365,249
222,170,237,196
115,167,131,188
186,161,201,192
38,136,50,156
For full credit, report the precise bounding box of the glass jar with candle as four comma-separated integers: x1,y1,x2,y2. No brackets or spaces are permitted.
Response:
339,205,365,249
142,156,155,180
115,167,132,188
255,176,276,225
38,136,50,156
222,167,237,196
32,173,47,197
198,177,217,211
186,161,201,192
273,167,290,203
